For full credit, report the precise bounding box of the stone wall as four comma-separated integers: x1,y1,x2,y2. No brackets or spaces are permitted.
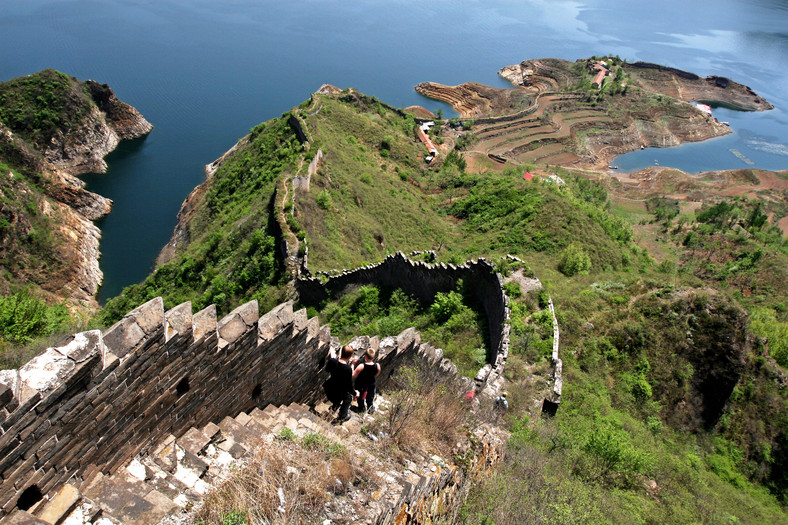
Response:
541,297,563,416
0,288,480,516
0,298,336,515
297,252,511,397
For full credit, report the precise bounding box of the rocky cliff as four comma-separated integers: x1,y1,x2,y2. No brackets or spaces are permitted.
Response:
0,70,152,308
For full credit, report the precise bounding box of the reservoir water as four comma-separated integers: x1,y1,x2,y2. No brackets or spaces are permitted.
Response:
2,0,787,302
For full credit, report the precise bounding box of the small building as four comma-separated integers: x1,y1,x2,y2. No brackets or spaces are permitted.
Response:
523,172,534,181
591,61,609,89
416,126,438,158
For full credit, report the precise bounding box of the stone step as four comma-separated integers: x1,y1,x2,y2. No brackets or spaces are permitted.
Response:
36,483,80,524
5,510,49,524
62,495,107,524
219,415,260,445
176,427,212,458
136,455,201,506
81,472,176,525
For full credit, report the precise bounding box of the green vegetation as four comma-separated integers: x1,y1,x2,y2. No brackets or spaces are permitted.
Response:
51,85,786,521
0,160,63,285
299,283,489,378
0,69,91,147
99,116,301,324
0,288,69,346
0,288,74,369
557,243,592,276
463,273,788,523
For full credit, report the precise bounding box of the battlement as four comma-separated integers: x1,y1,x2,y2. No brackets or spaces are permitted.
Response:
0,252,559,518
0,298,336,515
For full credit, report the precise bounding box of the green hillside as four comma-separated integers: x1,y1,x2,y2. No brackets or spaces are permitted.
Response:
0,69,94,148
94,88,788,522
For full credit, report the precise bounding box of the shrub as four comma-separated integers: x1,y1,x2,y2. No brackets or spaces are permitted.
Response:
277,427,296,441
503,281,523,298
0,288,70,346
558,243,592,276
430,290,464,322
315,190,333,210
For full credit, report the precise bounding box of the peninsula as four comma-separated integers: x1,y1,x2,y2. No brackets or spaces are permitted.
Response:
416,56,772,171
0,69,152,309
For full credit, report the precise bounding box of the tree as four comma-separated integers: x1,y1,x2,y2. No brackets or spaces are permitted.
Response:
558,243,592,276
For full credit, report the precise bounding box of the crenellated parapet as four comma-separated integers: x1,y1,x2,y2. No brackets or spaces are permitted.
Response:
297,251,512,399
0,286,489,517
0,297,334,516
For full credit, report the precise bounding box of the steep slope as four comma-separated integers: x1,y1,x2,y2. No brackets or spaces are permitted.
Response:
98,85,788,521
103,88,638,322
0,69,152,310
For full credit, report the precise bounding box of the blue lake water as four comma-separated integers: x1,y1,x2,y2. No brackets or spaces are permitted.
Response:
2,0,787,301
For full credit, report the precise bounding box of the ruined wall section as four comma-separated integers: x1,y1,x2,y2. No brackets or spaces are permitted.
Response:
297,252,511,396
0,298,333,515
0,288,475,516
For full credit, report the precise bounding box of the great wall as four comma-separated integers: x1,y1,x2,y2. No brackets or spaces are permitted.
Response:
0,251,562,524
0,79,574,524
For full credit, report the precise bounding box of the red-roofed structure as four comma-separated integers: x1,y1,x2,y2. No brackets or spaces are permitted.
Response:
416,126,438,156
523,172,534,181
591,61,608,88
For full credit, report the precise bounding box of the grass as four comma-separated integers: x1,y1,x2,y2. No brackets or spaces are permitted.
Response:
194,430,378,524
299,283,489,378
85,86,788,521
195,366,473,524
0,69,91,147
99,116,301,323
460,268,788,523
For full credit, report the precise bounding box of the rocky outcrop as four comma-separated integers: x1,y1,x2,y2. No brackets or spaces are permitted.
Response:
0,71,153,308
415,81,535,119
418,57,769,170
625,62,774,111
580,110,731,169
42,82,152,175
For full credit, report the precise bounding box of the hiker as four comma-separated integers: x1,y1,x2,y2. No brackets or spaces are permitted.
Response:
353,348,381,413
324,344,357,423
494,391,509,410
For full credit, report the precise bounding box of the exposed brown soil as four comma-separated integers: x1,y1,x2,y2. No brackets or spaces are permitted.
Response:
778,216,788,237
418,57,748,171
607,167,788,238
403,105,436,119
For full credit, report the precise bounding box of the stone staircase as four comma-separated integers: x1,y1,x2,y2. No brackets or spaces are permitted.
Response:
6,397,464,525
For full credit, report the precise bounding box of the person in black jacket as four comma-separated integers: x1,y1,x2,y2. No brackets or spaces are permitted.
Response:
353,348,381,413
323,344,357,423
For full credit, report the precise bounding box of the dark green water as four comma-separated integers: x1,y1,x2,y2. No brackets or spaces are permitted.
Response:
1,0,787,301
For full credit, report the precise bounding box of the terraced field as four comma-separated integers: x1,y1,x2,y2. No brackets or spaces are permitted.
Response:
418,56,743,171
467,93,614,166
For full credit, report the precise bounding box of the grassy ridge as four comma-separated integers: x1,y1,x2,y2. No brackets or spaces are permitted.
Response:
295,91,635,272
99,117,302,323
296,92,455,268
